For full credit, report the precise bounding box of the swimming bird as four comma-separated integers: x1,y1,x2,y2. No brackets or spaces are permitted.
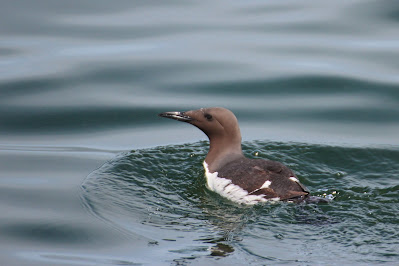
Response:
159,107,320,205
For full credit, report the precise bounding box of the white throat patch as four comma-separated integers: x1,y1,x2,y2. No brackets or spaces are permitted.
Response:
203,161,279,205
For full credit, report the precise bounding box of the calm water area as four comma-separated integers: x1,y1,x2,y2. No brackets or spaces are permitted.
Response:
1,1,398,265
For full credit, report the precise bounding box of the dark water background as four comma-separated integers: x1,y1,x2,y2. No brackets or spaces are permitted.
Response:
1,0,399,265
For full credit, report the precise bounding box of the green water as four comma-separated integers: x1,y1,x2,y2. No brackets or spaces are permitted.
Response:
1,0,399,265
81,141,399,264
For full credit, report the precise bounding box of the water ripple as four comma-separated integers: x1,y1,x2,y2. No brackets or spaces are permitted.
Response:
81,141,399,264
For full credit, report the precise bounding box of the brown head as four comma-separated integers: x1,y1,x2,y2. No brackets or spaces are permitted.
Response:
159,107,244,172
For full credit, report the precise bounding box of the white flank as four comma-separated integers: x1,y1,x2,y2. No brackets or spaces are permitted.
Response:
203,161,275,205
260,180,271,189
289,176,299,182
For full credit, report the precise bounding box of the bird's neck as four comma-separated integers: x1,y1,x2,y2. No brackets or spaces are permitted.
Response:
205,136,243,172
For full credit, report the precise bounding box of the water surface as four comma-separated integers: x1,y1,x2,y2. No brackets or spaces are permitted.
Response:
1,0,398,265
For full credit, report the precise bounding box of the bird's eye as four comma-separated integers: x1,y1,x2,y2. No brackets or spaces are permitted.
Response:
204,113,213,121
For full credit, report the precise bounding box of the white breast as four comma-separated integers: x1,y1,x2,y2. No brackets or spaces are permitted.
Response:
203,161,279,205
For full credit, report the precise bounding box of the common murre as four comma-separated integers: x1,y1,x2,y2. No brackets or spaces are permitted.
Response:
159,107,325,205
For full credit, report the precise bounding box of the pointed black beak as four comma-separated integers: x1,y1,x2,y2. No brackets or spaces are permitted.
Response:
158,111,194,122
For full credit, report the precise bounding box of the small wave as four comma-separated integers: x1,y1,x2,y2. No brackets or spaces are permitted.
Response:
81,140,399,263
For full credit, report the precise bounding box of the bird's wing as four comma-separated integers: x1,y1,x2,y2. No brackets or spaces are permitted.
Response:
217,158,309,201
249,160,309,200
